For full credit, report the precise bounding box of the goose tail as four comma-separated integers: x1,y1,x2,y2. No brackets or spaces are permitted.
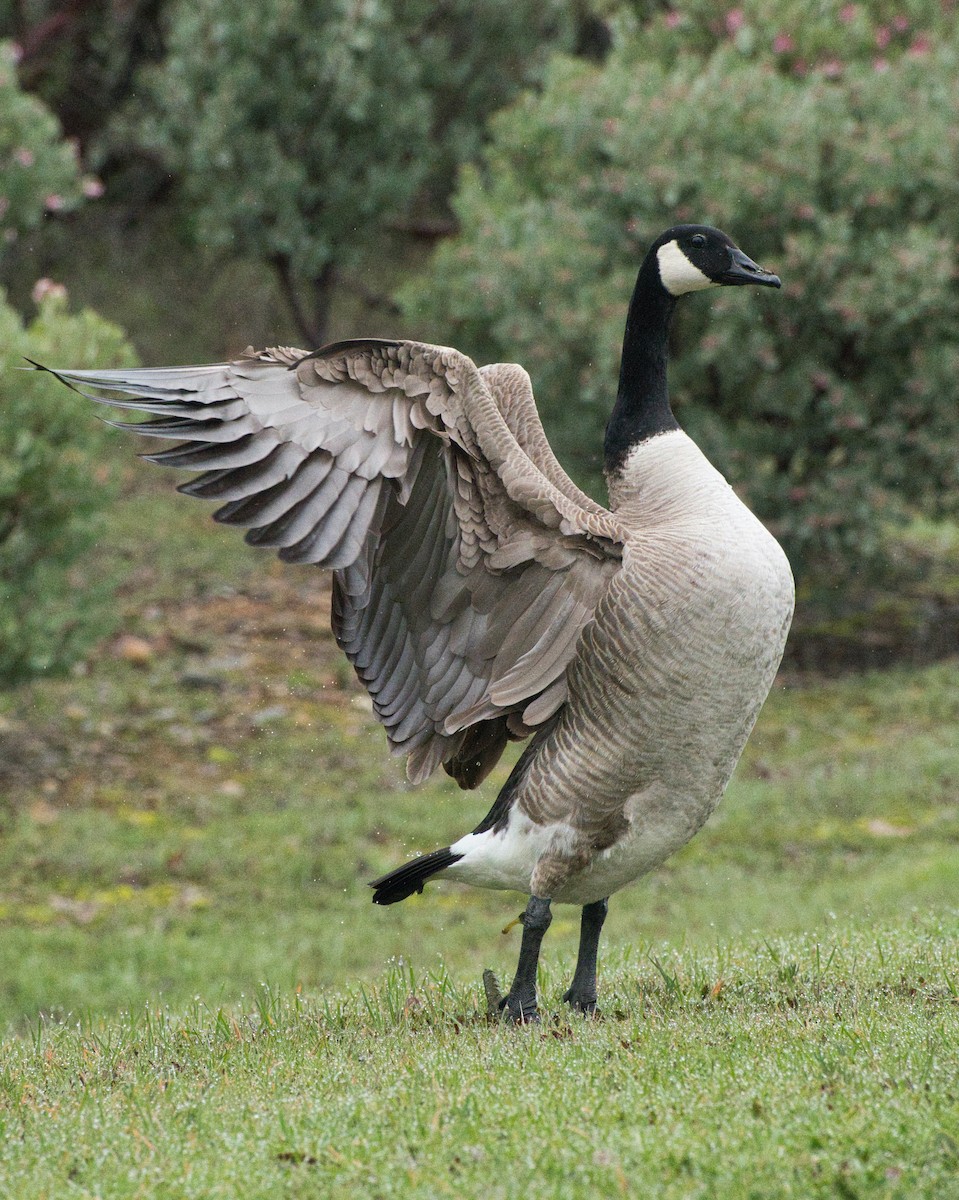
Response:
370,847,463,905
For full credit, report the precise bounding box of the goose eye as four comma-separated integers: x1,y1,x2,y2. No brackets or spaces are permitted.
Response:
690,234,707,248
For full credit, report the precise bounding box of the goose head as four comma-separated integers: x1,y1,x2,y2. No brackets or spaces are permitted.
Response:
651,225,781,296
607,224,781,468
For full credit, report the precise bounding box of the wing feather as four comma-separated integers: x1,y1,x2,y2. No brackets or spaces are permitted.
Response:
40,341,626,786
358,596,402,675
145,432,280,471
178,444,307,501
245,467,350,549
323,481,389,570
282,473,371,563
215,455,335,527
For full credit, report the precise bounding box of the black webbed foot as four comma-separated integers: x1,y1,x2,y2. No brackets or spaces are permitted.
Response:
498,993,541,1024
562,986,601,1017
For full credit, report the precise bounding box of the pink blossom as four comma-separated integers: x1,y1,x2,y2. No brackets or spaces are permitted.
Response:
892,15,910,32
44,193,65,212
31,278,68,305
821,58,844,77
908,33,933,56
664,10,683,28
725,8,745,35
873,56,890,72
82,177,105,199
839,4,859,23
773,32,794,53
15,147,34,168
875,25,891,48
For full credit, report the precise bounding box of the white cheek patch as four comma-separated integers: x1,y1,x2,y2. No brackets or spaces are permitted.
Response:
656,240,718,296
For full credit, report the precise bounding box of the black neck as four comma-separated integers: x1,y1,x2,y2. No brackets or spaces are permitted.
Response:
604,256,679,474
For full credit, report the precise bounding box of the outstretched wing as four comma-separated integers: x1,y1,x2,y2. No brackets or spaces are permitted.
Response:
43,339,625,786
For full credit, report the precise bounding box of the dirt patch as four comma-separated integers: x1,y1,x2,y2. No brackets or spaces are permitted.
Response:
0,569,360,810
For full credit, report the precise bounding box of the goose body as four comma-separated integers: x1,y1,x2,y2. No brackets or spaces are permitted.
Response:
41,224,793,1020
448,429,793,906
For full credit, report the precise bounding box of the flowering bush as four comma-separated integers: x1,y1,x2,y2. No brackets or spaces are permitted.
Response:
402,3,959,604
0,38,130,683
638,0,950,74
0,41,86,254
0,291,135,683
638,0,945,73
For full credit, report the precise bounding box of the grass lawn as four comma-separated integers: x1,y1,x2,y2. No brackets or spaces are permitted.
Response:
1,479,958,1197
3,925,959,1199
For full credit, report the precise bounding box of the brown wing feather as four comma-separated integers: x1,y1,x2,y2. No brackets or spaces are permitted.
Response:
41,340,625,786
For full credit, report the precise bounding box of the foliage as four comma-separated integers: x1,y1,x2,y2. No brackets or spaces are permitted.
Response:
0,1,165,150
402,5,959,602
0,39,86,253
131,0,574,344
635,0,953,70
0,291,135,684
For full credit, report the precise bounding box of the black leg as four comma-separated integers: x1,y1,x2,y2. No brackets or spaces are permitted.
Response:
563,897,609,1014
500,895,552,1023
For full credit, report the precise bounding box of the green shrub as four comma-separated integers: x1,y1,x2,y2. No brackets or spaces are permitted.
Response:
633,0,955,71
0,39,86,252
128,0,574,343
0,292,136,684
0,36,132,684
402,4,959,605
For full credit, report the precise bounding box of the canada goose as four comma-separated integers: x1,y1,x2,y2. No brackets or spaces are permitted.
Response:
39,224,793,1022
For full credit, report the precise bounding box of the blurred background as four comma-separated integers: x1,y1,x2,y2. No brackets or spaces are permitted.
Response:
0,0,957,1028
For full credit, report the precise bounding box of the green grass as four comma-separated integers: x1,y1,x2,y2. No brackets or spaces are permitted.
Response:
2,928,959,1199
2,482,959,1196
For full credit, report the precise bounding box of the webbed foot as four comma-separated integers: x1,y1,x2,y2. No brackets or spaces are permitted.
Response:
499,993,540,1024
562,986,600,1016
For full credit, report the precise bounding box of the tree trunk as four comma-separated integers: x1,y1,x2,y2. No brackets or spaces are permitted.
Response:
273,254,337,348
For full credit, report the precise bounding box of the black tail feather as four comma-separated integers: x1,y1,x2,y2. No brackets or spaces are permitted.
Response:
369,847,463,905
